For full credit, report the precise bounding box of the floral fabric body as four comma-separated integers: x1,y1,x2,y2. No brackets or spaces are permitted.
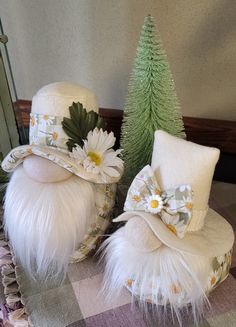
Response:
125,248,233,305
71,183,117,262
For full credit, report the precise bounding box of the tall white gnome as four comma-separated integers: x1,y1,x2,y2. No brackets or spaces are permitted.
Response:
1,82,123,279
102,130,234,324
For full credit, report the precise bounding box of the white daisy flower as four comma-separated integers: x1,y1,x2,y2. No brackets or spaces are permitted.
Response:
97,203,111,216
179,185,191,192
161,213,186,238
44,126,65,147
125,190,146,211
40,115,54,126
179,195,193,214
217,255,225,265
170,283,182,295
131,191,142,203
146,194,163,214
30,114,38,127
47,130,60,146
70,128,123,180
70,144,86,163
208,268,222,290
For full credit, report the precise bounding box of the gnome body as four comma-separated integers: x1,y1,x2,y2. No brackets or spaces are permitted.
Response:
103,131,234,323
2,82,123,278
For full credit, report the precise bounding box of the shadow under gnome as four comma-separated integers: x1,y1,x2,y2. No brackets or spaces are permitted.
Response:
1,82,123,280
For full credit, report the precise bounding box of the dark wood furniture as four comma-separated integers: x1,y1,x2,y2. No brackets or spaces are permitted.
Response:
14,100,236,183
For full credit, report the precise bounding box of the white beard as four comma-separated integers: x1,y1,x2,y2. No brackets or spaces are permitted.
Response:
4,166,96,279
101,227,212,325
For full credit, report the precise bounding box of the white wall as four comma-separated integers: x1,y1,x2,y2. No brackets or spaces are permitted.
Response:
1,0,236,120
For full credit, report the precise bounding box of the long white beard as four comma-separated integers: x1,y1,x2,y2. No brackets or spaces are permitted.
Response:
4,166,96,279
101,227,211,326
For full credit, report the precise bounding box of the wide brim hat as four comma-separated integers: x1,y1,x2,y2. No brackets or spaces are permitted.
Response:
114,131,234,257
1,82,123,184
114,208,233,257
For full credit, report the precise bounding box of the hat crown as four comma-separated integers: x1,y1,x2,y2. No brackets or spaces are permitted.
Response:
151,130,220,231
29,82,99,150
31,82,98,117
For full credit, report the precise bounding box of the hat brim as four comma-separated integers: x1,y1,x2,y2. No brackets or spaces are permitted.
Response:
1,145,123,184
114,208,234,257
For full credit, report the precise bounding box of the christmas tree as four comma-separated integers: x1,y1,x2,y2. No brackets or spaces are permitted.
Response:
121,15,185,185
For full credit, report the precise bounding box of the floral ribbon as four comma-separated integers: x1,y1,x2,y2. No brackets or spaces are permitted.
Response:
124,165,193,238
29,113,69,149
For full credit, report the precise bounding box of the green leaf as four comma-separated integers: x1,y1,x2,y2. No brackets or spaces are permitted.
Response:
62,102,107,151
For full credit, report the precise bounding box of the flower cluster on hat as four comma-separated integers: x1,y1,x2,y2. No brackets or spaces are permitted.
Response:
70,128,123,180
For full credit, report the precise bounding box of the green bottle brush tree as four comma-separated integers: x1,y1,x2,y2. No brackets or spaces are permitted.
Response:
120,15,185,186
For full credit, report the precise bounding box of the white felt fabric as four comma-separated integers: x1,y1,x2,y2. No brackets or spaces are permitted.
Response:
32,82,98,116
23,155,72,183
151,130,220,228
114,130,234,257
124,216,162,252
114,208,234,257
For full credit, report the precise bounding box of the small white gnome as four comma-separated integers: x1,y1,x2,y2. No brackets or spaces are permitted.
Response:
1,82,123,278
102,130,234,324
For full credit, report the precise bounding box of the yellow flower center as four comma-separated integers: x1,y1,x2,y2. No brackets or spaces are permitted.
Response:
126,279,133,287
88,151,102,166
133,195,141,202
170,283,182,294
31,117,35,127
150,200,159,208
52,131,58,141
185,202,193,210
43,115,49,120
211,276,216,286
167,224,177,235
108,191,114,197
102,204,109,212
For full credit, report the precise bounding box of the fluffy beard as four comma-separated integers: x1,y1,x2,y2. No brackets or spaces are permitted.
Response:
4,166,96,279
101,227,212,326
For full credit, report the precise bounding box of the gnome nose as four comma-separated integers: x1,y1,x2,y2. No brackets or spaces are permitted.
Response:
124,216,163,252
23,155,73,183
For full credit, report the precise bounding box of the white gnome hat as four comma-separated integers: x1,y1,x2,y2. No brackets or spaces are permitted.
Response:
1,82,123,184
115,130,234,258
